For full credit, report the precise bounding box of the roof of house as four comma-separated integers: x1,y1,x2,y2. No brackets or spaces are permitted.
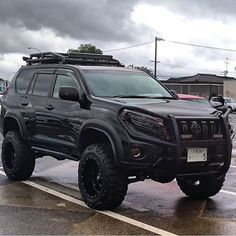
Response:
163,73,236,84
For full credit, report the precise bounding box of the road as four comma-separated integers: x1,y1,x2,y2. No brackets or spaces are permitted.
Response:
0,114,236,235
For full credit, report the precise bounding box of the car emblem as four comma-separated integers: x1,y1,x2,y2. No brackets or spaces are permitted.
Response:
191,121,201,135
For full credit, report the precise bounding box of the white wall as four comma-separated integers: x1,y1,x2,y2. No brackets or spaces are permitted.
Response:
224,80,236,99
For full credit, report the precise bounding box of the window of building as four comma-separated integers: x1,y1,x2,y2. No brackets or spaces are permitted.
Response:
181,85,189,94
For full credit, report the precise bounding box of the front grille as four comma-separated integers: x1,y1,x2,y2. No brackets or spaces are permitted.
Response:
177,119,224,140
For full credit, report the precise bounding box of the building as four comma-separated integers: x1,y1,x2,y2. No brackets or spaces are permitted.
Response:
224,79,236,99
0,78,9,93
161,73,235,99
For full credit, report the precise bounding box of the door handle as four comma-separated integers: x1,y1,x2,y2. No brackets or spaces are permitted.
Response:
20,102,29,106
45,104,54,110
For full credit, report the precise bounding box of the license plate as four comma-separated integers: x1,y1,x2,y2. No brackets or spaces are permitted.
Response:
187,148,207,162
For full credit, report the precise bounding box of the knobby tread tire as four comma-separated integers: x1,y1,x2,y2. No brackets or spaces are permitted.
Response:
2,131,35,180
176,175,225,199
78,144,128,210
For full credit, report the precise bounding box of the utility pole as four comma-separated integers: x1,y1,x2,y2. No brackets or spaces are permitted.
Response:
224,57,229,77
154,37,164,78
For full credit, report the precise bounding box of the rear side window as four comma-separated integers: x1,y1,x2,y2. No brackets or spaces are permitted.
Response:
16,69,35,94
32,73,54,97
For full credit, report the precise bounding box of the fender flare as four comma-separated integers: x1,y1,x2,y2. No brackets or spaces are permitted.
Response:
79,119,124,165
3,111,26,139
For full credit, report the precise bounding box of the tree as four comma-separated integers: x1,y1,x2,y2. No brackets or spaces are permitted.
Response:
68,44,103,54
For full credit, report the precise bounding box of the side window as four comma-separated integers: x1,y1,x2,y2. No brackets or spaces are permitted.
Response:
53,74,81,98
16,69,34,94
32,73,54,97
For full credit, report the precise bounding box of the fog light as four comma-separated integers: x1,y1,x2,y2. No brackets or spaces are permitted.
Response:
131,147,142,159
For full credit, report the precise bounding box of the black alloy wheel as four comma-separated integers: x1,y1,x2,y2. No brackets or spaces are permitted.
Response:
78,144,128,210
2,131,35,180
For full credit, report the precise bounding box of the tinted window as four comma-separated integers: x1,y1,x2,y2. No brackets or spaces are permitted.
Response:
27,76,36,94
16,69,35,94
32,73,54,97
53,74,80,98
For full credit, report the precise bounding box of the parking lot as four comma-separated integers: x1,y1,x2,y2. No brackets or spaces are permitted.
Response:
0,113,235,235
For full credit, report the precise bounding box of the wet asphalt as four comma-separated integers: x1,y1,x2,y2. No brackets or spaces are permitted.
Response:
0,114,236,235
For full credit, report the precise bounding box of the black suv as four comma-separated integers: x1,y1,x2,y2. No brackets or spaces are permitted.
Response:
0,52,234,210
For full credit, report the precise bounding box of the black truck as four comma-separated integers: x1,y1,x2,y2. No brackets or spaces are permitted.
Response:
0,52,234,210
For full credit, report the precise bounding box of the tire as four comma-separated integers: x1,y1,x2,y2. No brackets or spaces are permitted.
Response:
176,175,225,199
2,131,35,180
78,144,128,210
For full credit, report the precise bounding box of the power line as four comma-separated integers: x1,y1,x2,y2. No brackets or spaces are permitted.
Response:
103,40,153,52
165,39,236,52
104,37,236,53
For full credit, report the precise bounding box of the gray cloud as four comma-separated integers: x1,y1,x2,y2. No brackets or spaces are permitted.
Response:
1,0,236,79
0,24,31,54
0,23,81,54
0,0,153,43
139,0,236,21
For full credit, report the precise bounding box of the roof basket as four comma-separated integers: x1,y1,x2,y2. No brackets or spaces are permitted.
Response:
22,52,123,67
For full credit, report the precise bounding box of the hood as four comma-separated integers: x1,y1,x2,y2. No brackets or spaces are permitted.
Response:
110,98,217,117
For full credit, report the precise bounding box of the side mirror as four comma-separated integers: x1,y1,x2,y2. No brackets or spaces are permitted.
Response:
217,95,225,105
59,86,80,102
170,90,178,98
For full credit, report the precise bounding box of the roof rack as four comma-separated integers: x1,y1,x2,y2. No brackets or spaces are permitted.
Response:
22,52,123,67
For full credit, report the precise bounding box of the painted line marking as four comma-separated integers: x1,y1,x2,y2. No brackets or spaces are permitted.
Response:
230,165,236,168
232,149,236,155
220,189,236,196
122,201,150,212
55,182,80,191
55,181,150,212
0,170,176,236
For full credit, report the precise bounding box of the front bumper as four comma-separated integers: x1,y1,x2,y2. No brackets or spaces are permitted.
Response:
120,114,233,177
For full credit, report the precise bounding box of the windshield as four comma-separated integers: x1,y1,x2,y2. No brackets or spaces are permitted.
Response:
83,70,173,98
225,98,235,103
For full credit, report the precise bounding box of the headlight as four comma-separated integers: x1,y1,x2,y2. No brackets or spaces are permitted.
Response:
120,109,170,141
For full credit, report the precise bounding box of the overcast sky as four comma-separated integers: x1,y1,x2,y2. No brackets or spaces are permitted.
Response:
1,0,236,80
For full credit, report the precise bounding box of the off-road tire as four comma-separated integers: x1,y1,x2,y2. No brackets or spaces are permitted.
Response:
78,144,128,210
2,131,35,180
176,175,225,199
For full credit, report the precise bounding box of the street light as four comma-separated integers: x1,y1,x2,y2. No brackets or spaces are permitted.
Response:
28,47,41,53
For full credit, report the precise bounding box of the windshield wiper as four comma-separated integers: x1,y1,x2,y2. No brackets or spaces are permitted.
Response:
113,95,153,98
150,96,175,99
113,95,175,99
